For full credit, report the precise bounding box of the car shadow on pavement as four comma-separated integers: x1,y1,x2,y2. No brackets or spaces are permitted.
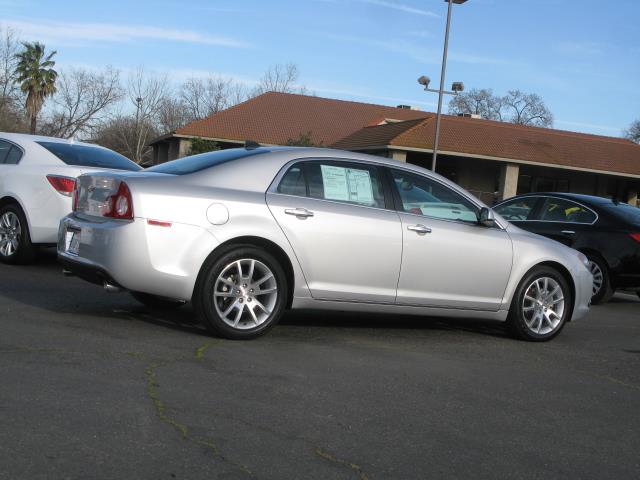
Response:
4,248,514,340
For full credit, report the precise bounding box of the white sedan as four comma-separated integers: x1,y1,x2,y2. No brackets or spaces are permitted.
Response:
0,133,141,263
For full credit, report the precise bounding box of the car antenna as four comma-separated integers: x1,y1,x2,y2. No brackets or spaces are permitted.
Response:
245,140,261,150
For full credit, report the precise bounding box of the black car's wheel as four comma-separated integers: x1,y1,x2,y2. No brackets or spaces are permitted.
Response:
131,292,186,309
586,254,614,305
193,246,287,340
506,266,572,342
0,203,36,265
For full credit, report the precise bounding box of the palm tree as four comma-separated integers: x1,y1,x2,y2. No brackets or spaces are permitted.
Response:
14,42,57,134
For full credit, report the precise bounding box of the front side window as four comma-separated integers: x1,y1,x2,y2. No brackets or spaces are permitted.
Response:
391,169,478,223
536,197,596,224
494,196,539,221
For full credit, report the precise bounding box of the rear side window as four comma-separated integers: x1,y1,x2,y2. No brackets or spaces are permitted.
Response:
146,148,266,175
276,161,386,209
494,197,539,221
536,197,596,224
36,141,141,171
0,140,22,164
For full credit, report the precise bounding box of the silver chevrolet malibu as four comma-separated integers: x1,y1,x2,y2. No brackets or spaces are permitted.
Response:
58,147,592,341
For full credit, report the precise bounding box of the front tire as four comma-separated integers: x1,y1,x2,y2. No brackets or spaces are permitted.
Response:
193,246,287,340
506,266,572,342
587,254,614,305
0,204,36,265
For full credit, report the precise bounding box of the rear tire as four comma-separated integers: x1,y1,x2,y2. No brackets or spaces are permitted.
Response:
0,203,36,265
587,254,614,305
131,292,186,310
506,266,572,342
193,246,287,340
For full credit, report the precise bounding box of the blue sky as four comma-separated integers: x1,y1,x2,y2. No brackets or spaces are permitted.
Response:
2,0,639,137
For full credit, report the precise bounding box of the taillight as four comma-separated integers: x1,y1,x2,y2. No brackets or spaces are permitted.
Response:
102,182,133,220
72,183,79,211
47,175,76,197
630,233,640,243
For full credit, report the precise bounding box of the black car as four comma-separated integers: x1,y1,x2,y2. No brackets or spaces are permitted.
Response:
494,193,640,304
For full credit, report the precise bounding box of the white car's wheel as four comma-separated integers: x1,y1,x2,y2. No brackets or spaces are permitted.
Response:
194,246,287,339
0,204,36,265
507,267,572,342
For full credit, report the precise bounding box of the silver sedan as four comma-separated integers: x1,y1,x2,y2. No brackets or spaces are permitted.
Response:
58,147,592,341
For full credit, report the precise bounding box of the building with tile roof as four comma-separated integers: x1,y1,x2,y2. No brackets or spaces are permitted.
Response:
149,92,640,205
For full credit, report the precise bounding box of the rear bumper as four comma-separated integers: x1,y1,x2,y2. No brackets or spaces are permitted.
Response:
57,215,219,301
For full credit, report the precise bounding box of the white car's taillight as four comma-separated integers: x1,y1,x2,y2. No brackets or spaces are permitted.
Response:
102,182,134,220
47,175,76,197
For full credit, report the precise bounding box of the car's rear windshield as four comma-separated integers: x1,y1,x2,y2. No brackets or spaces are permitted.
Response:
146,148,266,175
605,203,640,226
37,141,141,171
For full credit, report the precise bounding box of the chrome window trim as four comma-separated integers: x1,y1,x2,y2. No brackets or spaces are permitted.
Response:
0,138,25,165
496,194,598,226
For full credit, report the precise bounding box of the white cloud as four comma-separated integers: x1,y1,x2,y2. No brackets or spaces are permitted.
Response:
358,0,439,17
554,41,604,56
556,120,622,135
3,19,250,48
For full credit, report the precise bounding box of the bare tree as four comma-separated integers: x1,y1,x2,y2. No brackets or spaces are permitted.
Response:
501,90,553,127
125,67,170,163
624,120,640,144
41,67,122,138
0,26,26,132
157,96,191,132
448,88,502,121
91,115,159,164
180,75,235,119
251,63,306,96
448,87,553,128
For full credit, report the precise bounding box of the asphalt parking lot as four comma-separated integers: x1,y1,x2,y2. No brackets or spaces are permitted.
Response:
1,251,639,480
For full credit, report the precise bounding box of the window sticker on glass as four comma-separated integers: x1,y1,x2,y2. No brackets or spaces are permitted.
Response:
320,165,374,205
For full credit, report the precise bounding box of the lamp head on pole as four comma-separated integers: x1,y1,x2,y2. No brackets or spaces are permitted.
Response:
417,76,431,88
451,82,464,93
446,0,469,3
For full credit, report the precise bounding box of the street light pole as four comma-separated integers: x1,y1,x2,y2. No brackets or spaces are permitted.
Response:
432,0,456,173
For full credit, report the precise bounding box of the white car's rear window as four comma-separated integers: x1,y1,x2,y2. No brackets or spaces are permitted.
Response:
37,141,141,171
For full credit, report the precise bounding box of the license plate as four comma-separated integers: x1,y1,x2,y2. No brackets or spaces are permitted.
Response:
65,228,81,255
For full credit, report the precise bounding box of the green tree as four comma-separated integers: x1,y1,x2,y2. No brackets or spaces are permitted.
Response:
189,137,220,155
14,42,57,134
286,131,323,147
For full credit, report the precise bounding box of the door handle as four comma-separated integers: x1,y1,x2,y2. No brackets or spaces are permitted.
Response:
561,230,575,235
285,208,314,219
407,224,432,234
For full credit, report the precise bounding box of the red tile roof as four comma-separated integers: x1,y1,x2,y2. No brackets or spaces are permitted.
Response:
175,91,428,146
336,115,640,176
169,91,640,177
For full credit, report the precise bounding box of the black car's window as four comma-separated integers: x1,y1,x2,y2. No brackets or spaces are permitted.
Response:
494,197,538,221
536,197,596,224
0,140,12,163
390,169,478,223
4,146,22,164
277,165,307,196
37,141,141,171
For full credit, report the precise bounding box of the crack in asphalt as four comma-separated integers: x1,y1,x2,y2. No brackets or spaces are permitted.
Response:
315,447,369,480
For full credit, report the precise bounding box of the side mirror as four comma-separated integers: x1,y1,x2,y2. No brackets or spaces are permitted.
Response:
478,207,497,228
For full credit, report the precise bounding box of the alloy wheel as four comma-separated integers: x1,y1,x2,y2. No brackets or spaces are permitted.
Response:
522,276,565,335
0,211,21,257
213,258,278,330
588,260,604,297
